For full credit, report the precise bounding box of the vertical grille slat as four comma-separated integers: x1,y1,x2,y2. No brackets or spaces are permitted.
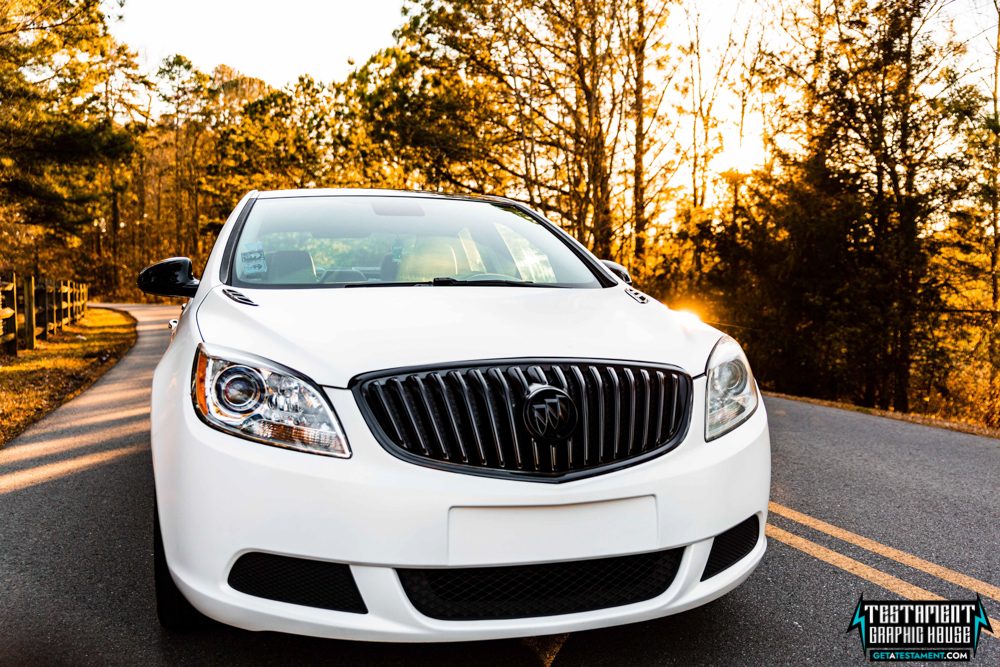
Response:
669,373,680,437
623,368,636,456
640,369,651,452
607,367,621,460
589,366,606,463
355,359,691,482
655,371,666,443
450,371,488,465
510,367,541,471
491,368,524,470
570,366,590,466
551,366,572,469
393,377,430,456
413,375,450,460
432,373,468,463
371,382,405,446
471,369,505,468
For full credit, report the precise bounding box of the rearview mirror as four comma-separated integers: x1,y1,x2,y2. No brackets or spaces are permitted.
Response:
137,257,201,298
601,260,633,285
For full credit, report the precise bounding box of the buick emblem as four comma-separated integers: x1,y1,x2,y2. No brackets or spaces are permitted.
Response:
523,386,578,441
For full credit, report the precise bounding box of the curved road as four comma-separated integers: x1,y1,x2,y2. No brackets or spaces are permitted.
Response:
0,304,997,666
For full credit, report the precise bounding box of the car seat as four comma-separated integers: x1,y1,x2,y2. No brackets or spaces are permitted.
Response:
267,250,317,284
397,240,458,282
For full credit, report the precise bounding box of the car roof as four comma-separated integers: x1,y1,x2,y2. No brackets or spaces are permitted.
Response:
255,188,513,205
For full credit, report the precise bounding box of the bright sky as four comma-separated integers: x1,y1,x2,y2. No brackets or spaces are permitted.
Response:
111,0,994,178
111,0,409,88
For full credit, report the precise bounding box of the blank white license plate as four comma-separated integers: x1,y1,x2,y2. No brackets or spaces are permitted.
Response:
447,496,658,566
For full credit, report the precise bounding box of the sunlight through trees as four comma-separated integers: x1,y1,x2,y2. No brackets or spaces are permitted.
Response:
2,0,1000,426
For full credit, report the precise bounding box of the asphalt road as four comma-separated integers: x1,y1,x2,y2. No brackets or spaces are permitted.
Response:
1,304,997,666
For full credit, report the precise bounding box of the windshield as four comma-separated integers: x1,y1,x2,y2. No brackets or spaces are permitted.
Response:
229,196,602,289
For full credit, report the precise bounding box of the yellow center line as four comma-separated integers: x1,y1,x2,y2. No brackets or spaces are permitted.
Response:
766,524,998,638
769,502,1000,603
0,445,146,496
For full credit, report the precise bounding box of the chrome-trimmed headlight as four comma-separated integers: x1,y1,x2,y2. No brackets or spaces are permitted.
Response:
705,335,758,441
191,344,351,458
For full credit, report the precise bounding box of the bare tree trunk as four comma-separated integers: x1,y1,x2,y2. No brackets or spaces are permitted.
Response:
585,0,614,260
110,187,120,289
990,3,1000,381
632,0,648,275
986,1,1000,425
174,118,183,256
892,8,920,415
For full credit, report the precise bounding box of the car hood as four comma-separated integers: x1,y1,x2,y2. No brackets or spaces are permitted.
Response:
195,285,722,388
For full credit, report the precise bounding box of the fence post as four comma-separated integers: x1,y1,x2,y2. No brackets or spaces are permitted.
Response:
49,281,56,335
23,276,36,350
53,280,59,332
50,281,56,335
1,273,18,356
47,280,54,337
37,280,47,340
48,281,53,334
58,280,65,331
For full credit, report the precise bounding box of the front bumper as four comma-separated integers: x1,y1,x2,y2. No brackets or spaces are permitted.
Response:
151,336,771,642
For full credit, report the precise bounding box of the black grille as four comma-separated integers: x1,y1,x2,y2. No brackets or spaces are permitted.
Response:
398,548,683,620
353,359,692,482
701,515,761,580
228,552,367,613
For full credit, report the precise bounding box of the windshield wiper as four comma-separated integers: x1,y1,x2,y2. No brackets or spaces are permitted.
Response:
430,277,536,287
343,278,539,288
343,281,432,288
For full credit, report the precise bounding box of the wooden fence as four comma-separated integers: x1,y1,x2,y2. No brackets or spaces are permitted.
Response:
0,274,89,356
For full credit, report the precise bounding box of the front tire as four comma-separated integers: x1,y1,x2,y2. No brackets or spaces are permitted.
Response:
154,499,209,631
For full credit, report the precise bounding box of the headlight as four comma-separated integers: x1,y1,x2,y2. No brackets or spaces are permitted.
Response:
192,344,351,458
705,335,758,441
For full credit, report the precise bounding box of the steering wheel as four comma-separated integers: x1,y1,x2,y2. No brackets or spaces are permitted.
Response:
319,269,368,284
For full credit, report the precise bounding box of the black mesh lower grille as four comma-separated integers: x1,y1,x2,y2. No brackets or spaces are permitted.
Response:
228,552,367,613
398,548,683,620
701,515,760,580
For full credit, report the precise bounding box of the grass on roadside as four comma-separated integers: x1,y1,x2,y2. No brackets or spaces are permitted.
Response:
0,307,137,449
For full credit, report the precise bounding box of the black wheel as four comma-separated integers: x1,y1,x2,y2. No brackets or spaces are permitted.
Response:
154,499,209,631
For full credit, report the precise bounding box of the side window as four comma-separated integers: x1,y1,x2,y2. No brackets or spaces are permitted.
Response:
494,223,557,283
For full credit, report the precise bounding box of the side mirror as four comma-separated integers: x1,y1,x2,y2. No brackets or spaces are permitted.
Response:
601,260,633,285
137,257,201,298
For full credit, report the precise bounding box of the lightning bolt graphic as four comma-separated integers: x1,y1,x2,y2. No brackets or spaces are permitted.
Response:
972,594,994,655
847,594,867,653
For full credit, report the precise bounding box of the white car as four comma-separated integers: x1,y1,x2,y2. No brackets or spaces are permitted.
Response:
139,189,770,641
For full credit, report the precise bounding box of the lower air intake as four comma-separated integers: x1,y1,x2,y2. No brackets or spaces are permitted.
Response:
228,552,367,613
701,515,761,580
397,548,683,620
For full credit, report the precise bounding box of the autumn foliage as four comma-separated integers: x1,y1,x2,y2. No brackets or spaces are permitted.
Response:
2,0,1000,425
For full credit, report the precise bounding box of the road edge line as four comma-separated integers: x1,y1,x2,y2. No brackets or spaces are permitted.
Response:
769,502,1000,603
765,524,997,639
